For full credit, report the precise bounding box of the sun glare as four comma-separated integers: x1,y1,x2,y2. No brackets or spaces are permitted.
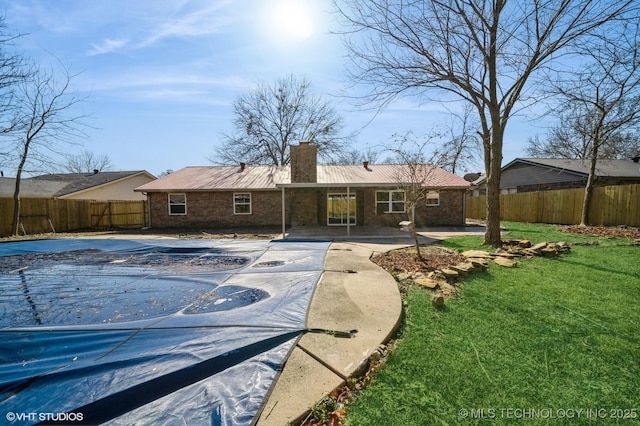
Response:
270,1,315,40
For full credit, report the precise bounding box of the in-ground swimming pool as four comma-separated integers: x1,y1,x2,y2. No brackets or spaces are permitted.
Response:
0,238,330,425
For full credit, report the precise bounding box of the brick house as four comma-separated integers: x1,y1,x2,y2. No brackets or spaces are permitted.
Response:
135,143,470,230
471,157,640,195
0,170,155,200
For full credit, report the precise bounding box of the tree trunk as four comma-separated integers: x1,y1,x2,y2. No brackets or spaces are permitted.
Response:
409,206,422,258
580,156,598,226
12,141,30,236
11,173,22,236
483,166,502,247
483,122,503,248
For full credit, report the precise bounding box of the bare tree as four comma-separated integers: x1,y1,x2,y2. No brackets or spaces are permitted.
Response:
333,0,637,247
64,150,113,173
329,146,380,165
0,15,30,165
535,18,640,226
385,131,438,258
527,113,640,160
433,105,482,175
213,75,347,166
10,66,88,235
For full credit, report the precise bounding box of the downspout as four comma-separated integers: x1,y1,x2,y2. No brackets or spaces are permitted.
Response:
346,186,351,237
463,190,467,225
144,192,151,229
281,187,286,239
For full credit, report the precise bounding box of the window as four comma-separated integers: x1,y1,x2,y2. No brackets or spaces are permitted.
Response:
426,191,440,206
234,193,252,214
376,190,405,214
168,193,186,215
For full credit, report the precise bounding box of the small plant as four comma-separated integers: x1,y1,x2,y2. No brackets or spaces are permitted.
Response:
309,396,339,424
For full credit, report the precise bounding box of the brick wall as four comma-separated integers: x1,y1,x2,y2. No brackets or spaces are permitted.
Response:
148,191,283,228
517,177,640,193
516,180,586,193
414,189,466,226
290,143,317,183
362,188,466,227
148,187,467,229
287,189,319,226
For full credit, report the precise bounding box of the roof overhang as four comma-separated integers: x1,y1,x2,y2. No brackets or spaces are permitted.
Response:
137,187,282,193
276,183,469,189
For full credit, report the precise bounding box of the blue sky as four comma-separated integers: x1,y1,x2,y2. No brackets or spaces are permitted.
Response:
2,0,537,177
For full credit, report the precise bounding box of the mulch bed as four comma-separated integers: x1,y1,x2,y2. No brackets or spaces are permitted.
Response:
559,225,640,239
371,245,467,274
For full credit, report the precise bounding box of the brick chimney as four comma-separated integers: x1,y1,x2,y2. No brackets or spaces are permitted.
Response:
290,141,317,183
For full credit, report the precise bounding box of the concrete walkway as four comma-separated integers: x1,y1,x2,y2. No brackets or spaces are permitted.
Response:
257,225,485,424
256,240,403,425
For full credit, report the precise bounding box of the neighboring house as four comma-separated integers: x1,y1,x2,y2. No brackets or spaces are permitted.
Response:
0,170,155,200
472,157,640,195
135,142,470,230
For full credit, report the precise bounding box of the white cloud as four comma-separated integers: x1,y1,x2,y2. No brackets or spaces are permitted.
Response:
136,1,238,48
88,38,129,56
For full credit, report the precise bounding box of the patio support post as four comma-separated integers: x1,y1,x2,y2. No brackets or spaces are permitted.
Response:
281,187,286,239
347,185,351,237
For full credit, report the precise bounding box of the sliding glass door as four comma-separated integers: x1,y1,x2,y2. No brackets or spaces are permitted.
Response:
327,193,356,226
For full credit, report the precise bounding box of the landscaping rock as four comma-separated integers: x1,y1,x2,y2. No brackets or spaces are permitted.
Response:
439,268,460,278
395,272,412,282
530,242,548,251
495,250,520,258
450,262,477,274
413,276,440,289
502,238,532,248
437,282,457,297
493,257,517,267
467,258,489,270
461,250,492,259
432,296,445,309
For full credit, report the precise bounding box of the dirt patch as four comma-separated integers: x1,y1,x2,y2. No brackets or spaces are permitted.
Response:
371,245,467,275
559,225,640,239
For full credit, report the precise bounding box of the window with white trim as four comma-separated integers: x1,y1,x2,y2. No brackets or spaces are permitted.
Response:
426,191,440,206
234,193,252,214
168,193,186,215
376,190,405,214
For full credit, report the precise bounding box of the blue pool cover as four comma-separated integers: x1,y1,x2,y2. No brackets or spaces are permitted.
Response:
0,239,330,425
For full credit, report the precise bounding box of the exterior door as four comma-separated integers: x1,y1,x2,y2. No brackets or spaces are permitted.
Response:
327,193,356,226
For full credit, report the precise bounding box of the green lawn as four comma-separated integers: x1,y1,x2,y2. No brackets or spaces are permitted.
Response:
345,222,640,425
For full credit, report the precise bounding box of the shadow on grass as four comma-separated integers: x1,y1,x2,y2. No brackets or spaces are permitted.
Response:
560,258,640,279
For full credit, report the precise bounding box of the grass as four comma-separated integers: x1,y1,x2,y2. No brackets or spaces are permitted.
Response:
345,222,640,425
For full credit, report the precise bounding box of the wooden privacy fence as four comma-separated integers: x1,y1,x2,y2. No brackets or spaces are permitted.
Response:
0,198,148,236
466,184,640,227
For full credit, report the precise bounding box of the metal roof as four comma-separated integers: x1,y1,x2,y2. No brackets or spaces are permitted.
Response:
314,164,469,188
135,166,288,192
135,164,470,192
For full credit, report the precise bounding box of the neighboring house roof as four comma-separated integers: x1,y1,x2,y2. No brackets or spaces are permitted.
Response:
512,158,640,178
135,164,470,192
0,171,156,198
475,158,640,186
0,177,69,198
